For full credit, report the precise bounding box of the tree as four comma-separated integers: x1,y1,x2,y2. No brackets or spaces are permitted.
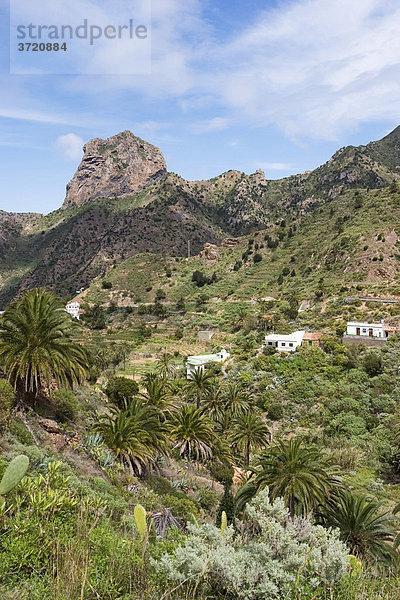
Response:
94,399,167,475
169,405,215,461
363,352,383,377
105,376,139,408
320,492,398,566
185,368,216,409
155,352,175,379
0,289,88,405
230,412,270,466
223,383,251,417
203,385,225,423
253,438,337,516
81,303,106,329
140,375,174,413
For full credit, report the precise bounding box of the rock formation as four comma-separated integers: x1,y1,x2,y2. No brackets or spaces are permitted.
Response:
200,243,219,262
63,130,167,208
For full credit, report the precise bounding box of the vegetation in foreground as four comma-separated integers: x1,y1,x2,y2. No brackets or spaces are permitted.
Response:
2,284,400,599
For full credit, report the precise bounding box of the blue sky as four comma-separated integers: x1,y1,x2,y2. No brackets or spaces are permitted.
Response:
1,0,400,214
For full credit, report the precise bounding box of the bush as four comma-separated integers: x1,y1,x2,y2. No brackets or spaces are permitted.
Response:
155,489,348,599
216,484,235,526
363,352,383,377
0,379,14,427
161,494,200,521
266,401,284,420
155,289,166,301
104,377,139,407
52,390,79,422
101,281,112,289
8,418,34,445
209,461,234,485
196,488,218,511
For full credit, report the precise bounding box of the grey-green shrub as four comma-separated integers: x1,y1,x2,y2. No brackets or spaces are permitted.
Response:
154,488,348,599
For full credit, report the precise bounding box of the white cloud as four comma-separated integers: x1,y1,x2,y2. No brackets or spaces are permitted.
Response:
5,0,400,143
54,133,84,161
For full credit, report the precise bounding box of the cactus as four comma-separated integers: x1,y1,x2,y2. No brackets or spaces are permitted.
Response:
0,455,29,496
220,510,227,535
134,504,147,541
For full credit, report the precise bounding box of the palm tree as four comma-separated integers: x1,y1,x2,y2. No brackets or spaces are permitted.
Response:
94,399,167,475
232,306,249,331
0,289,88,404
185,368,216,409
320,492,398,566
140,375,174,413
254,438,337,517
230,411,270,466
223,383,251,417
169,404,215,461
155,351,176,379
202,384,225,422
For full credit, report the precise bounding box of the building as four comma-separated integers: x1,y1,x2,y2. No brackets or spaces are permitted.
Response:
65,301,80,320
186,348,230,378
198,330,215,341
264,330,305,352
302,332,323,348
343,320,398,346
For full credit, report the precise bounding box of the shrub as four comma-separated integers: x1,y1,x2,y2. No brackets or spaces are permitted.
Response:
104,377,139,407
154,489,348,599
0,379,14,427
155,289,166,301
197,488,218,511
161,494,200,521
266,401,284,420
363,352,383,377
52,390,79,422
102,281,112,289
8,418,34,445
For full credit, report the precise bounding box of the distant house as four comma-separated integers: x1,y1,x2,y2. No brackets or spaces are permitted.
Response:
264,330,305,352
198,330,215,341
302,332,323,348
346,321,397,339
186,348,230,378
343,320,398,346
66,301,80,320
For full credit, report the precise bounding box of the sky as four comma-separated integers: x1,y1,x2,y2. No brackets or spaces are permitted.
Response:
1,0,400,214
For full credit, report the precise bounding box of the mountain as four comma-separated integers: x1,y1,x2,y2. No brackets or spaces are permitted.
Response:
63,131,167,208
0,127,399,306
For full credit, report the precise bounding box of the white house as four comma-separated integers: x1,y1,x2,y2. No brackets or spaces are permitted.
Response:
264,330,305,352
346,321,396,339
66,301,80,320
186,348,230,378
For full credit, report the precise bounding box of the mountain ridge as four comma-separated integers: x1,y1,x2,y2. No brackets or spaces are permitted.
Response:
0,126,399,306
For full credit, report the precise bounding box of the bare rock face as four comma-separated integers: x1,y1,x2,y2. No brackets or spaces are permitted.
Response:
200,243,219,262
63,130,167,208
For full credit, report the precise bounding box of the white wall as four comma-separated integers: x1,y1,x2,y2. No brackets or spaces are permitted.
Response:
346,324,383,337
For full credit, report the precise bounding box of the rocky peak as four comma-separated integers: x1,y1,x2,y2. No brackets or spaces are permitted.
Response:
63,131,167,208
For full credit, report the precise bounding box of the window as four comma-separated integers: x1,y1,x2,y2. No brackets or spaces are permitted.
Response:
289,343,293,347
281,343,286,347
309,341,312,346
362,328,367,333
268,342,272,346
